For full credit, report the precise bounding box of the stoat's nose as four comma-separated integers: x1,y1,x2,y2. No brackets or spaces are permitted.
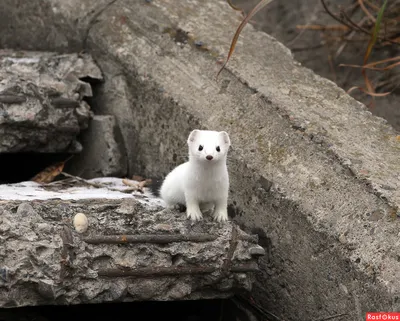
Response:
206,155,213,160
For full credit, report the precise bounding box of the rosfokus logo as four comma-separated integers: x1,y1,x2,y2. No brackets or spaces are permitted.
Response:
366,313,400,320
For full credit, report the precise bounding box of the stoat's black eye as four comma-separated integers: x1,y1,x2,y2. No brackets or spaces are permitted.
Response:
198,145,203,151
216,146,220,152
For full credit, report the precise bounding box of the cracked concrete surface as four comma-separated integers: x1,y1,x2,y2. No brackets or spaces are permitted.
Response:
0,182,261,306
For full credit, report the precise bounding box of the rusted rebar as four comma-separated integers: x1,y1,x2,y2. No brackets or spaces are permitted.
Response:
97,262,259,277
51,97,80,108
84,234,219,244
84,233,259,244
0,95,26,104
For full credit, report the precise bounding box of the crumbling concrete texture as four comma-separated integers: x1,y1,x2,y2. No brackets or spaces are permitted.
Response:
0,181,263,307
0,50,102,153
1,0,399,320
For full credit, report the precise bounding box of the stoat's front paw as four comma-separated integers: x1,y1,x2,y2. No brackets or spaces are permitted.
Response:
187,207,203,221
213,209,228,222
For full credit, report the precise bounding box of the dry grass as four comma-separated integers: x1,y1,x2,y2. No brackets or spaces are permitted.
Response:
222,0,400,108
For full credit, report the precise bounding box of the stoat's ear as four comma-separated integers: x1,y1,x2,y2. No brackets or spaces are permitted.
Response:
219,131,231,146
188,129,200,144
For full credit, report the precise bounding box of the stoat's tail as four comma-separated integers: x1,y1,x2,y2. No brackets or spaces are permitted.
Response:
147,177,163,197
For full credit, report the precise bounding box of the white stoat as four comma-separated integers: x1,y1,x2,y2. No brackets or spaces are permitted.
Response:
160,129,231,222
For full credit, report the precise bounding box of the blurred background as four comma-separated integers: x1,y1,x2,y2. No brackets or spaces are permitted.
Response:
235,0,400,131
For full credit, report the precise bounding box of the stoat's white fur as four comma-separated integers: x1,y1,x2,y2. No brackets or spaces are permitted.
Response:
160,129,231,222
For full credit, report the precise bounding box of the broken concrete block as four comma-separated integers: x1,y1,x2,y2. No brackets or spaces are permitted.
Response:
0,49,102,153
0,178,264,307
83,58,138,177
66,115,127,179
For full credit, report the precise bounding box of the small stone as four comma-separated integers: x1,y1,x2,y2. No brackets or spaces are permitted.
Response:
73,213,89,233
17,203,35,216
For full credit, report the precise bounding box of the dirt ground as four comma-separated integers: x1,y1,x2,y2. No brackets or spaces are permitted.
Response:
234,0,400,132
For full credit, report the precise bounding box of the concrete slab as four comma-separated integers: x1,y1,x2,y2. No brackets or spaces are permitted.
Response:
0,177,262,307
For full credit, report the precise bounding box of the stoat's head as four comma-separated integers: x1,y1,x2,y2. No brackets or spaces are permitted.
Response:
187,129,231,163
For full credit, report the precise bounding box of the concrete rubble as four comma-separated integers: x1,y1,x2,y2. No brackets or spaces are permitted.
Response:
0,178,264,307
0,50,102,153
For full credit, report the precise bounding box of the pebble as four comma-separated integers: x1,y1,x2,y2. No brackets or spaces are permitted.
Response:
73,213,89,233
